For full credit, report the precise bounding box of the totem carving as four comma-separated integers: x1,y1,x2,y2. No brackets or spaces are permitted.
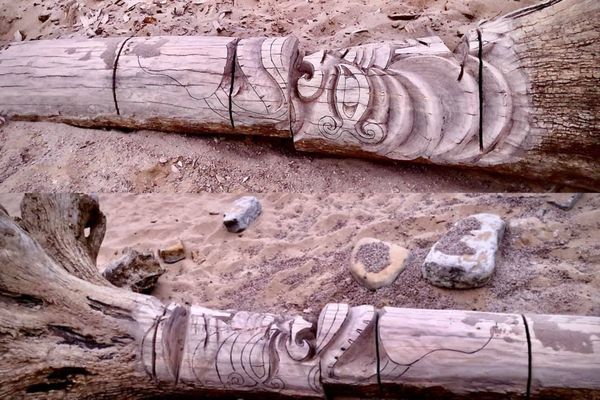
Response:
140,303,380,396
291,36,528,165
138,302,584,398
116,35,298,136
1,32,531,165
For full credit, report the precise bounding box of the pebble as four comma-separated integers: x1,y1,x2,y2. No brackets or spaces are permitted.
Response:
350,237,410,290
223,196,261,233
102,248,165,293
158,240,186,264
422,213,505,289
547,193,582,211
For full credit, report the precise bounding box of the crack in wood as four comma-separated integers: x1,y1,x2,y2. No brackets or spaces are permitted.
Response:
522,315,533,400
112,36,135,116
228,40,239,129
0,289,44,308
49,324,113,349
87,296,135,321
25,367,91,393
477,28,484,152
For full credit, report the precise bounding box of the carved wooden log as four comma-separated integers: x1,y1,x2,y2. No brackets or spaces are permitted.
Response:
0,0,598,187
291,0,599,187
1,194,599,399
0,36,297,137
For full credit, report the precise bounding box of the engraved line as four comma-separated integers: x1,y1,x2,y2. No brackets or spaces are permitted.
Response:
152,308,168,379
113,36,135,115
477,28,484,151
386,324,497,379
136,55,207,102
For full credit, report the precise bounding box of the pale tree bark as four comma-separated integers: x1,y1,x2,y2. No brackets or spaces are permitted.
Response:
0,195,599,399
0,0,598,188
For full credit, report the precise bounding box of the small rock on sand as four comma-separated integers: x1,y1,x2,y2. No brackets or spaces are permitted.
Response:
223,196,261,233
158,240,186,264
422,213,505,289
102,248,165,293
547,193,582,211
350,237,410,290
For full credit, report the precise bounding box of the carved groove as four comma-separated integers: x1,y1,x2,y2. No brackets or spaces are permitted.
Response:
139,304,559,398
0,0,598,187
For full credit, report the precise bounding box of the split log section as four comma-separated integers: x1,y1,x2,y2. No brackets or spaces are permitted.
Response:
0,0,598,188
1,194,599,399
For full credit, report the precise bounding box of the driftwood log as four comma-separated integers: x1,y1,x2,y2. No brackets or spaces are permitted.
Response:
1,194,599,399
0,0,598,188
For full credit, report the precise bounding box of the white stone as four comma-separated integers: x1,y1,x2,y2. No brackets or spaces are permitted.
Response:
223,196,262,233
422,213,505,289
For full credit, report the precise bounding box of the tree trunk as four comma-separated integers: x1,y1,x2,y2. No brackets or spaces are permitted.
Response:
1,194,599,399
0,0,597,188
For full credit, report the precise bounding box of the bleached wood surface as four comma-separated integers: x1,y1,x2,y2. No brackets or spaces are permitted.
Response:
378,308,529,397
0,194,599,399
0,35,297,137
0,0,598,187
526,314,600,397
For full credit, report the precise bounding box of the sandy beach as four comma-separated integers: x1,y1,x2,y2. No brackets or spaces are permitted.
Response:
2,192,598,319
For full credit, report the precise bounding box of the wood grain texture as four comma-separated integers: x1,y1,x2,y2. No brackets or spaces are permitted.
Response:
1,196,600,399
526,314,600,398
0,35,297,137
0,0,598,187
378,308,529,399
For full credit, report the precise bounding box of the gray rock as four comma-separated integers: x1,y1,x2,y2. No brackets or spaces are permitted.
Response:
223,196,261,233
547,193,582,211
102,248,165,293
422,213,505,289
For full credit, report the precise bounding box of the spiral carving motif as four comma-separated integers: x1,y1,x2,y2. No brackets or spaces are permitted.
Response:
351,122,386,145
318,116,343,139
